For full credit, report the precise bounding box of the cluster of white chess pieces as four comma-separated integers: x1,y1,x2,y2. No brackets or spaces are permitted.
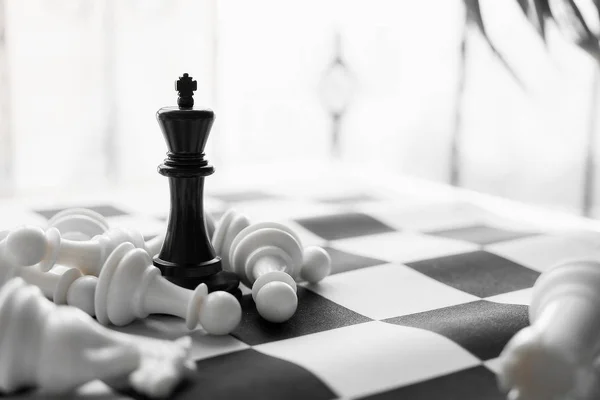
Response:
0,208,332,398
6,208,600,400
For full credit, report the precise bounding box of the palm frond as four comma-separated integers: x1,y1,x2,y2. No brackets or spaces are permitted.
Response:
518,0,552,41
550,0,600,60
463,0,526,89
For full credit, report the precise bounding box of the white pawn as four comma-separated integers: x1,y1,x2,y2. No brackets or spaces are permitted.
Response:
498,259,600,400
47,208,110,241
0,226,53,277
46,207,217,258
0,260,97,317
0,231,95,314
37,226,150,276
213,209,331,284
9,254,241,336
90,242,241,335
16,244,241,334
0,277,193,397
212,209,251,271
227,223,307,323
18,265,97,315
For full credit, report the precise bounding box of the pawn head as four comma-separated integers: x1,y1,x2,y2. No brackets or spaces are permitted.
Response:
255,281,298,323
198,291,241,335
300,246,332,284
67,276,98,317
6,226,47,266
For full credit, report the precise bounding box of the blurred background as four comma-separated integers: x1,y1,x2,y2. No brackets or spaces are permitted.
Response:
1,0,600,217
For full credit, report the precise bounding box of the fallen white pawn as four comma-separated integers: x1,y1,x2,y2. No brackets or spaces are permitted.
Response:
498,259,600,400
46,207,216,255
20,264,86,307
47,207,165,256
95,242,241,334
213,210,331,323
0,226,241,334
0,226,53,275
213,209,331,284
0,277,194,398
13,242,241,334
47,208,110,241
35,226,162,275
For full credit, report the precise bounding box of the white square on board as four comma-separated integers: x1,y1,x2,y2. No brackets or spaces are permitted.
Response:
330,231,479,265
360,201,494,233
280,220,330,247
111,315,249,362
483,357,503,375
255,321,481,399
485,288,533,306
0,205,47,230
305,263,479,320
487,235,600,273
233,199,338,223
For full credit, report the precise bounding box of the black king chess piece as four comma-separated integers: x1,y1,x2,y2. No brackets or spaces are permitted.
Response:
153,73,241,299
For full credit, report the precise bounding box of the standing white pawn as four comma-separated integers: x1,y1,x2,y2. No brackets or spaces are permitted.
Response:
227,223,308,323
91,242,241,335
213,210,332,284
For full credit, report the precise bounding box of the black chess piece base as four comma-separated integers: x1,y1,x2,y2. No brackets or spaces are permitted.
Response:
154,256,242,301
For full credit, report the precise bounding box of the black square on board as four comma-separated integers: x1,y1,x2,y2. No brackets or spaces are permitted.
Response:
35,204,128,219
428,224,537,245
295,212,396,241
384,300,529,360
406,250,539,298
358,366,504,400
324,246,388,274
231,286,372,346
124,349,336,400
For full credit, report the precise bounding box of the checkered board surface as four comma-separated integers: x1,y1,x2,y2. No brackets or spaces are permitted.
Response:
5,177,600,400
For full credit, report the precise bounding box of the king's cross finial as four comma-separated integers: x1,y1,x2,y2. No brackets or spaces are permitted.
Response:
175,73,197,108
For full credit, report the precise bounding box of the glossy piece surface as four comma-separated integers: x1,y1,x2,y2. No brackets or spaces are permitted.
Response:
153,74,239,296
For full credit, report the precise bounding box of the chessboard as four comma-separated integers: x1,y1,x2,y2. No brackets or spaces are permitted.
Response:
4,170,600,400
